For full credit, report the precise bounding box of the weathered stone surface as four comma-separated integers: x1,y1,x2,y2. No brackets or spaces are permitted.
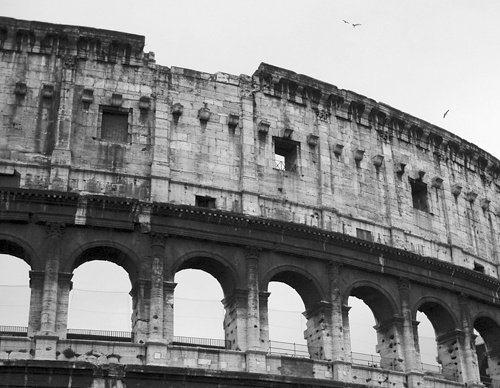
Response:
0,16,499,388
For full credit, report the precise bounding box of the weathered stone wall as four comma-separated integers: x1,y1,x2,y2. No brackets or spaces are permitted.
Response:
1,17,498,279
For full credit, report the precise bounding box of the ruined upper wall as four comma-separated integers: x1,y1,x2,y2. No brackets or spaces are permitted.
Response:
0,17,147,65
0,17,499,277
254,62,500,177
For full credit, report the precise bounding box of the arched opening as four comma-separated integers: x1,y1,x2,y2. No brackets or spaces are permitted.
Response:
416,311,440,371
474,316,500,387
266,269,324,359
348,296,378,363
0,253,30,331
173,254,238,349
349,285,400,370
173,269,225,345
418,301,460,381
67,245,137,341
267,281,307,357
68,260,132,335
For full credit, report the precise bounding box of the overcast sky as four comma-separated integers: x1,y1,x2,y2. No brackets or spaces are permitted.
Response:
1,0,496,364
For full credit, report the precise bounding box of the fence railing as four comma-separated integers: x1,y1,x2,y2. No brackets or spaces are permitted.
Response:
172,336,230,349
267,340,311,358
0,325,27,336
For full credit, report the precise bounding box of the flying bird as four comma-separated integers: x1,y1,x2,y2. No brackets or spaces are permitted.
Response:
343,20,350,24
443,109,449,118
352,23,362,28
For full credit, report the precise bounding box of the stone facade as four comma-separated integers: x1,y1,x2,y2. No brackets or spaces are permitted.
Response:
0,16,500,388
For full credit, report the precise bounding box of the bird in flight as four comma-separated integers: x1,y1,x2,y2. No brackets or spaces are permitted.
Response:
443,109,449,118
343,19,350,24
352,23,362,28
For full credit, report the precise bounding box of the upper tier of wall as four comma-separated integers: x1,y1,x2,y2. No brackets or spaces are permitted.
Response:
0,17,498,277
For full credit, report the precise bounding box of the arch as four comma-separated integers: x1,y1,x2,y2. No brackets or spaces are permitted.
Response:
346,281,399,325
414,297,460,337
473,314,500,352
172,251,239,298
262,265,325,311
66,241,140,285
0,234,37,269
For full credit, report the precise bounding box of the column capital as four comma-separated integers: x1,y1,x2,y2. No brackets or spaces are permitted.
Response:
245,245,261,260
397,277,410,291
150,232,168,248
46,222,65,239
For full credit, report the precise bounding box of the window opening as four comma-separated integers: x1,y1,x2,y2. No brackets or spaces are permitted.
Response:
195,195,216,209
274,137,299,172
474,262,485,273
348,296,378,365
416,311,440,371
409,178,429,212
0,254,30,328
68,261,132,332
100,108,129,143
356,228,373,242
173,269,224,341
268,281,307,357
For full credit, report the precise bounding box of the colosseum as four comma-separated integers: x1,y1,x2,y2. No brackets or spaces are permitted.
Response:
0,16,499,388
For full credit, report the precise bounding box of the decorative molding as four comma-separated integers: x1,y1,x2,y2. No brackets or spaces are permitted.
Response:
307,134,319,147
258,120,270,134
431,176,444,189
111,94,123,107
46,222,65,239
150,232,168,248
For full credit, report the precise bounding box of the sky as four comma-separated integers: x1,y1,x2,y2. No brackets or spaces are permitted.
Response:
0,0,496,366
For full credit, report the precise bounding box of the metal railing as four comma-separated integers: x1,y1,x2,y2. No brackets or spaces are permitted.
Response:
0,325,27,336
267,340,311,358
351,351,382,367
67,328,132,342
172,336,230,349
274,160,297,172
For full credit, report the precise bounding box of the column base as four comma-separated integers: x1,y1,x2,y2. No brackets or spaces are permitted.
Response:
146,341,168,365
246,350,268,373
34,334,59,360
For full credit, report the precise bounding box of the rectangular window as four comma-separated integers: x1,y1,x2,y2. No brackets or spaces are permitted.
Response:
195,195,216,209
409,178,429,212
274,137,299,172
356,228,373,242
100,108,129,143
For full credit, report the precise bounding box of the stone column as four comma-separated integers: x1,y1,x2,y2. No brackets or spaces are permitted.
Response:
162,281,176,345
398,278,421,372
259,291,270,352
35,222,64,359
459,295,482,386
27,271,44,337
436,330,468,382
328,262,346,362
130,279,149,344
342,305,352,363
485,348,500,388
245,246,261,350
222,289,248,351
148,233,167,342
375,316,406,371
304,301,333,360
50,55,77,191
55,272,73,339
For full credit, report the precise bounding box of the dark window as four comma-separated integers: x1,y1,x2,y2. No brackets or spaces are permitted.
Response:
356,228,373,242
274,138,299,172
0,171,20,188
474,262,485,273
101,110,129,142
409,178,429,212
195,195,216,209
